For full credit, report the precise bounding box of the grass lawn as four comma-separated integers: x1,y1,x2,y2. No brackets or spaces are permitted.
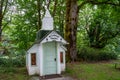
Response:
0,67,31,80
65,60,120,80
0,60,120,80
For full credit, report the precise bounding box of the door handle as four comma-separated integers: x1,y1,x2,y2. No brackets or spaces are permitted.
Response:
54,58,56,61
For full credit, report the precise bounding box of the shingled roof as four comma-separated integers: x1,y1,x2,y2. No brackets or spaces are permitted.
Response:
35,30,63,44
35,30,51,43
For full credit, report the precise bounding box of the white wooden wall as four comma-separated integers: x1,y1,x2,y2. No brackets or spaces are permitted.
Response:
27,44,39,75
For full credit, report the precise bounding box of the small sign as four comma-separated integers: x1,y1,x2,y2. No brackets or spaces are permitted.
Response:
49,35,59,40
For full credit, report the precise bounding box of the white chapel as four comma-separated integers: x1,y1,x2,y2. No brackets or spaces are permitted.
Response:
26,6,67,76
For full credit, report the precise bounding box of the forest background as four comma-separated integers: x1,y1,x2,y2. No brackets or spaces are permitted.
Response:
0,0,120,66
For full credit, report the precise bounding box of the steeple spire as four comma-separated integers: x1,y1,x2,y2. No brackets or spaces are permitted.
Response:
41,1,53,30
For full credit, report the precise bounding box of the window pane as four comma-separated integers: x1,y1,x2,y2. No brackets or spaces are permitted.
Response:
60,52,63,63
31,53,36,65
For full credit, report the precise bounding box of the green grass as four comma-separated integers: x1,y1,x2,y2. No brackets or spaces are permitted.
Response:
65,60,120,80
0,67,31,80
0,60,120,80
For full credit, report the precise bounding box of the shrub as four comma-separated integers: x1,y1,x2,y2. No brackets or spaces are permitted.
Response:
0,67,16,73
0,56,25,67
77,47,118,61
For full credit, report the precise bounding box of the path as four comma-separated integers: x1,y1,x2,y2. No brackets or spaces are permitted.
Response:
29,76,76,80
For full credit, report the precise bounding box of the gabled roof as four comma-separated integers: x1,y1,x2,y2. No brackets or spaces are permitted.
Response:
36,30,51,41
35,30,67,44
27,30,67,51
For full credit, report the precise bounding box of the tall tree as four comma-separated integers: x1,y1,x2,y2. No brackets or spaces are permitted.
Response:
65,0,78,62
37,0,42,30
11,0,39,50
65,0,120,61
0,0,8,41
86,8,120,48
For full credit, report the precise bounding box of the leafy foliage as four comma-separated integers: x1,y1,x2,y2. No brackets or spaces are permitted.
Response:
0,56,25,67
77,47,118,61
0,0,120,62
78,5,120,49
87,8,120,48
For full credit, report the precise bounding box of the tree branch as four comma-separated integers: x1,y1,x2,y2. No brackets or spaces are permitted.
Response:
0,0,4,9
85,25,89,35
78,0,120,11
87,0,120,6
0,0,4,19
52,0,58,17
47,0,51,9
2,0,8,17
2,6,13,31
2,21,9,31
78,1,88,11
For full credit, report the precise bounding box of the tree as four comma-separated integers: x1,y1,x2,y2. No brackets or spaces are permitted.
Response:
37,0,42,30
2,0,119,61
9,0,39,50
0,0,9,41
86,8,120,48
52,0,65,35
65,0,78,62
65,0,120,61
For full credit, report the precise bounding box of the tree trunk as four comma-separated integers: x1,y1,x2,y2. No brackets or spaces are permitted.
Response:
0,16,2,41
37,0,42,30
0,0,8,41
0,1,3,41
65,0,78,62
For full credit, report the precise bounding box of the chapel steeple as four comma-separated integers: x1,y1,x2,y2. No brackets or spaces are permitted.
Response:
36,0,54,41
41,3,53,30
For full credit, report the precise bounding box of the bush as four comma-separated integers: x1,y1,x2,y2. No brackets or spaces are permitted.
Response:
98,52,117,60
0,56,25,67
77,47,118,61
0,67,16,73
